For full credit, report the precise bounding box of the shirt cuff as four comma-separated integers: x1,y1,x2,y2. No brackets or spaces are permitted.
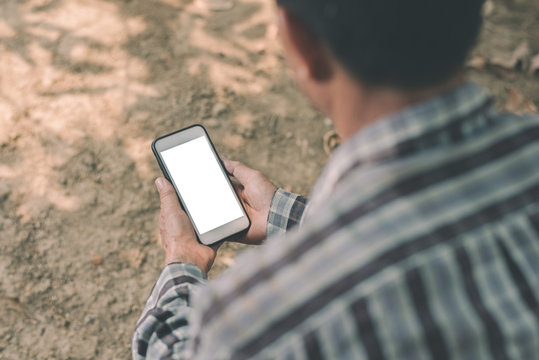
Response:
139,262,207,317
266,188,308,238
133,263,206,359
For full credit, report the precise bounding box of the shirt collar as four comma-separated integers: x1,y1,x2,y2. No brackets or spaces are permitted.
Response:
309,82,493,203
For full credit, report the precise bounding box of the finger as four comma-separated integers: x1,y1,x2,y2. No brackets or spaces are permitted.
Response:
155,177,182,212
222,158,235,175
230,177,245,191
230,177,251,208
222,159,253,183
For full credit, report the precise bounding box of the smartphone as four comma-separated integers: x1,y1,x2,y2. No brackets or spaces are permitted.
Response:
152,125,250,246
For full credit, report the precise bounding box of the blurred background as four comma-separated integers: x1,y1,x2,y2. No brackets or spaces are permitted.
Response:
0,0,537,358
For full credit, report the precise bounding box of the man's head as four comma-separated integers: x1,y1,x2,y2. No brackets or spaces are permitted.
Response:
276,0,485,135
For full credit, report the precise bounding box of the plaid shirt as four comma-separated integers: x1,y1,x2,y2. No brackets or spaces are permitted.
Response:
133,82,539,359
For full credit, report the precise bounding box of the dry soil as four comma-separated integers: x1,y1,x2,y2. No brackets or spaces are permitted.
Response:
0,0,538,358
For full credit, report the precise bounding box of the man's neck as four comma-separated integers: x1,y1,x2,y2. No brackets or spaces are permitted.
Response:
330,73,465,140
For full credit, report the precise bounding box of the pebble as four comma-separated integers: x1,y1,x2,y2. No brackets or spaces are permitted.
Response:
91,256,103,266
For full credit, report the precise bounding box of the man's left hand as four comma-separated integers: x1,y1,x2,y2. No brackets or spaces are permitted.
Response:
155,177,218,275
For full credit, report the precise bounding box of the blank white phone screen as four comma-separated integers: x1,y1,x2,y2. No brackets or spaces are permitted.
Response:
160,136,243,235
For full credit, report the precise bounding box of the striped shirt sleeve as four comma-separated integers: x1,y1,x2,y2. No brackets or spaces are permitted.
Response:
132,263,206,359
266,188,308,238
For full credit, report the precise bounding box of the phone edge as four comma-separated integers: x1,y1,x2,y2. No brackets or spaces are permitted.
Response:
151,124,251,246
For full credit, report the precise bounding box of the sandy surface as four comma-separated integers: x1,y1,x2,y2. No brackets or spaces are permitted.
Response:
0,0,538,358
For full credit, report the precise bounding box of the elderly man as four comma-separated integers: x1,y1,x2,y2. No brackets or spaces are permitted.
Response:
133,0,539,358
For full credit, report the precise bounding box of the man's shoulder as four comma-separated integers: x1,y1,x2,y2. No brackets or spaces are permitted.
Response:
191,107,539,358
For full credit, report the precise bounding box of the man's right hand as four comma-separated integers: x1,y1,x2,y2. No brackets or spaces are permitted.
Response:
222,159,277,245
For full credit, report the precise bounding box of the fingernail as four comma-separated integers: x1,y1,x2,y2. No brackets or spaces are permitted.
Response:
155,178,165,190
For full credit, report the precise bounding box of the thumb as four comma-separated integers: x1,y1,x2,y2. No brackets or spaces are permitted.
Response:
222,158,252,183
155,177,181,211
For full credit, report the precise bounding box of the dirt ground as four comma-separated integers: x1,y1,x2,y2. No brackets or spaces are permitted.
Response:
0,0,537,358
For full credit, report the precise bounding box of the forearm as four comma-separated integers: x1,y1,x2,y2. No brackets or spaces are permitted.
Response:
132,263,206,359
266,188,308,238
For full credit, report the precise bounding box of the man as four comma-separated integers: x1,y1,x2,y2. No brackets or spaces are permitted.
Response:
133,0,539,358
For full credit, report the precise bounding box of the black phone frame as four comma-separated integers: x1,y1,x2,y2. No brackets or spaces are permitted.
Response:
151,124,250,246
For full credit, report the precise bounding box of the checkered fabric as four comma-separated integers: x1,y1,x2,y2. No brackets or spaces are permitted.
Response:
133,82,539,359
266,189,308,238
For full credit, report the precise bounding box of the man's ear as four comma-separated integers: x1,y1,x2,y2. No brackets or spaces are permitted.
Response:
278,7,333,82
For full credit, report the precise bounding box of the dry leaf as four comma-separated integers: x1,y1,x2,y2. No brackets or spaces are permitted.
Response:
523,99,538,114
529,54,539,75
504,86,538,114
486,64,517,80
491,41,530,71
505,86,523,113
511,41,531,70
467,56,487,70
